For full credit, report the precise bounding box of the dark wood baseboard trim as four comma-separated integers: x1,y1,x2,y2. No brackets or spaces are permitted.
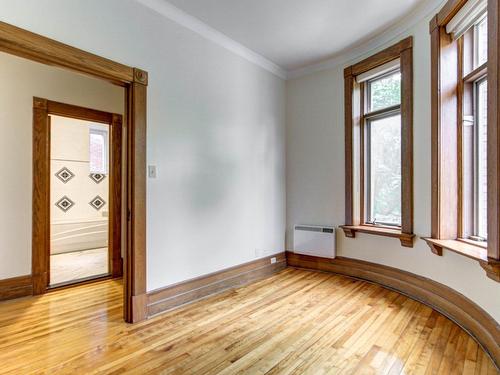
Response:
0,275,33,301
147,253,286,317
285,251,500,369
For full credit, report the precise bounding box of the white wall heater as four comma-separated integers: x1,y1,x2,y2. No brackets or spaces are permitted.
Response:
293,225,336,259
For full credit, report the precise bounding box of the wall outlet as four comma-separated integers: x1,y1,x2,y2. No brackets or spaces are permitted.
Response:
270,257,277,264
148,165,157,178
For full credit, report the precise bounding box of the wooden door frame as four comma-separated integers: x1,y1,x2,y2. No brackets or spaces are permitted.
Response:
33,99,123,290
0,20,148,323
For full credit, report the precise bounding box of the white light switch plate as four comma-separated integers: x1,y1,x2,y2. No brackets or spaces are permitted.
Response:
148,165,157,178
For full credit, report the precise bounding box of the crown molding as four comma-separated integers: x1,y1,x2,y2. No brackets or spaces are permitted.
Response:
287,0,446,80
136,0,287,79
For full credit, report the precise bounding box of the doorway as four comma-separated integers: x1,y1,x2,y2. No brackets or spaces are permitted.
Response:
33,99,123,290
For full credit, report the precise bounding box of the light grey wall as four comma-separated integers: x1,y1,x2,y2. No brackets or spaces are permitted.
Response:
0,0,286,291
286,13,500,322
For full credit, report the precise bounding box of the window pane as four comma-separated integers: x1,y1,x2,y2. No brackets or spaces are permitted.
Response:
476,79,487,239
368,114,401,225
475,16,487,68
89,128,108,174
369,71,401,112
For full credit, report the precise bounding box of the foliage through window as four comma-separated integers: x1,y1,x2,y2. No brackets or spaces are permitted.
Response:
365,69,402,227
369,72,401,112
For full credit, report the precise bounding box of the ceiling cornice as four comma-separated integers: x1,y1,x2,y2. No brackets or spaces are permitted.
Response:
287,0,446,80
136,0,287,79
137,0,446,81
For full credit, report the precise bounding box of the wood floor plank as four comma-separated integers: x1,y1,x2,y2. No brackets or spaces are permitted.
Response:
0,268,497,374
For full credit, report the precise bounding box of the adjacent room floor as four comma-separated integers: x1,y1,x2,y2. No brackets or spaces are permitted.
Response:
49,247,108,285
0,268,496,374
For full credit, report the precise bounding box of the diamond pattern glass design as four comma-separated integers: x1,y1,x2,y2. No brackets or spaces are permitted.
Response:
55,196,75,212
55,167,75,184
89,195,106,211
89,173,106,184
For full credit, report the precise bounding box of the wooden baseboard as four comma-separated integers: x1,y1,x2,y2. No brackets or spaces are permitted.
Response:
147,253,286,317
0,275,33,301
286,251,500,369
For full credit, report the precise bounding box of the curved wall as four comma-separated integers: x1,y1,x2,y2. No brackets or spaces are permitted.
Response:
285,11,500,322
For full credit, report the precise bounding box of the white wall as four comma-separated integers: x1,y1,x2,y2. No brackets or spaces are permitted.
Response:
0,51,123,280
286,13,500,321
0,0,286,291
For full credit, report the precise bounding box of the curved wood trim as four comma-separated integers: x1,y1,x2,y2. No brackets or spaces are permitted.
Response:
285,251,500,369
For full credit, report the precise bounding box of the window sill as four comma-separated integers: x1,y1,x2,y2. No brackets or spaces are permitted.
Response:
340,225,415,248
423,238,500,283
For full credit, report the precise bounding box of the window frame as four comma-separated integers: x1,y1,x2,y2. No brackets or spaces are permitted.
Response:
426,0,500,282
472,75,487,240
364,70,402,227
341,37,414,248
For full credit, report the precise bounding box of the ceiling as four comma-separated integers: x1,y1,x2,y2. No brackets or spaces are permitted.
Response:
165,0,427,71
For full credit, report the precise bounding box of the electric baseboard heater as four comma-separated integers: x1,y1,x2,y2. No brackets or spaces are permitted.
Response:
293,225,336,259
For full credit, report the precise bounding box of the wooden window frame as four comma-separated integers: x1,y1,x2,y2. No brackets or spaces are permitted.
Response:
0,20,149,321
425,0,500,282
341,37,415,248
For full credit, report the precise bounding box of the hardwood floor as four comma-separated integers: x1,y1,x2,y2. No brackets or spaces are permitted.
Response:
0,268,497,374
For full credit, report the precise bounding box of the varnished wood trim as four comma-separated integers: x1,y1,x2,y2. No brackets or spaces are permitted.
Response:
32,98,50,295
480,261,500,282
285,251,500,369
423,238,488,261
463,62,487,83
488,0,500,262
423,238,500,283
350,37,412,77
133,68,148,85
344,73,355,226
344,37,414,245
340,225,415,247
430,25,459,240
110,114,123,278
0,275,33,301
436,0,469,26
0,21,133,85
124,80,148,323
400,46,414,235
45,100,114,123
147,253,287,317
